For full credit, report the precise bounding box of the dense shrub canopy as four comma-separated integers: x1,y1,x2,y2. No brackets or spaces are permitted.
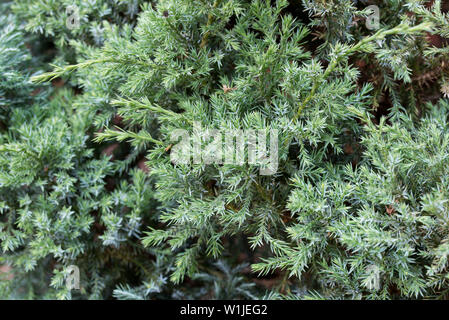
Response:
0,0,448,299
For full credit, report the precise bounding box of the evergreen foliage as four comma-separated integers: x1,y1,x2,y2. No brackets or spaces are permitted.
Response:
1,0,449,299
12,0,145,51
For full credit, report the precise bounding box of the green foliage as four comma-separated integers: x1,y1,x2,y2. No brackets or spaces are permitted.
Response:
1,0,449,300
0,88,157,299
12,0,145,49
0,10,46,121
259,99,449,299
